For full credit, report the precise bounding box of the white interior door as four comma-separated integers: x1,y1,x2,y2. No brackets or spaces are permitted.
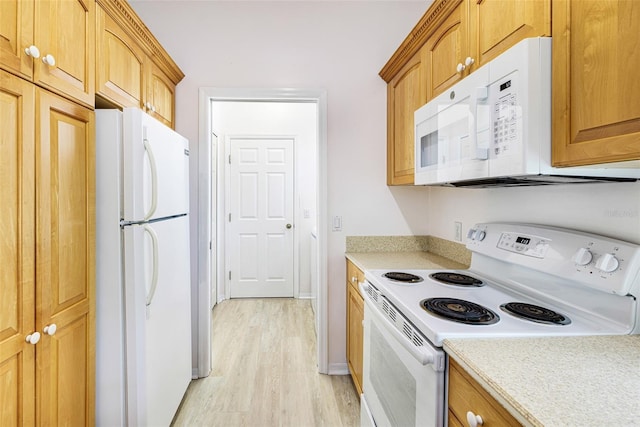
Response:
228,137,294,298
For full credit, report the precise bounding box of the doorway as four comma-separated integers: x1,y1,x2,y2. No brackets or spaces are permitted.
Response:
197,88,329,376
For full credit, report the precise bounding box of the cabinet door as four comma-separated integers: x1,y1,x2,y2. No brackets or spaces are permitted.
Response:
146,59,176,128
423,0,469,101
36,89,95,427
552,0,640,166
0,69,36,427
96,5,145,109
0,0,34,80
448,359,521,427
346,283,364,395
33,0,95,107
471,0,550,67
387,53,424,185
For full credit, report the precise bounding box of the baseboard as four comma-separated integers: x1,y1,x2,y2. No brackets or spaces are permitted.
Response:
297,293,313,299
327,362,349,375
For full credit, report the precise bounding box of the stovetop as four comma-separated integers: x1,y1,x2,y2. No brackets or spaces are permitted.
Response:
362,223,640,347
365,268,633,346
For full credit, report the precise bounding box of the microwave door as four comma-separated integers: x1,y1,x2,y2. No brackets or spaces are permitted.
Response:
415,97,472,185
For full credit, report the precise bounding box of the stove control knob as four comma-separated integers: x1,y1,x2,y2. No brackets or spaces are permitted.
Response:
474,230,486,241
572,248,593,266
595,253,620,273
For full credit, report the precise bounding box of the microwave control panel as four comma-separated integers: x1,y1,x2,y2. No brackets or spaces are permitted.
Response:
490,72,521,157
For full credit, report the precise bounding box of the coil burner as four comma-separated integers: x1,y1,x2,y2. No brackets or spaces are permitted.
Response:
421,297,499,325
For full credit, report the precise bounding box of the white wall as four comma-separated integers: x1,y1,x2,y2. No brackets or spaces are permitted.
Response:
426,182,640,244
129,0,431,371
211,101,318,298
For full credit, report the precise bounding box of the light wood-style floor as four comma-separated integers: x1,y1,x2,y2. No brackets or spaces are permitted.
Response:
171,298,360,427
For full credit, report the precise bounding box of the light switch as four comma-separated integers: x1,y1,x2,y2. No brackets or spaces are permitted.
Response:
332,216,342,231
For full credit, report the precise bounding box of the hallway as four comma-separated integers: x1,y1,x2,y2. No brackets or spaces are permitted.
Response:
172,299,360,426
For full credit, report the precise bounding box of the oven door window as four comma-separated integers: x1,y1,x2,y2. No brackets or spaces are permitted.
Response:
370,323,417,426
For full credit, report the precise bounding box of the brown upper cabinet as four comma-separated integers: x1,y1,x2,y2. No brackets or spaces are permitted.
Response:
0,0,95,107
96,0,184,128
552,0,640,166
386,52,425,185
422,0,470,102
381,0,550,185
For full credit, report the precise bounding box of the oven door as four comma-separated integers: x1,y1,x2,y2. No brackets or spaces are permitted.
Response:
361,292,445,427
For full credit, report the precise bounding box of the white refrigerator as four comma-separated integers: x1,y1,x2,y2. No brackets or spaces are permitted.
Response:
95,108,192,426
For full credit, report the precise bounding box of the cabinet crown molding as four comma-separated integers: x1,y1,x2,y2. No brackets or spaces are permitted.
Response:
379,0,462,82
96,0,185,84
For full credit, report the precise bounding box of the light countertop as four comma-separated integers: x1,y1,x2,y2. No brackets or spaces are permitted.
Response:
345,251,468,273
444,335,640,427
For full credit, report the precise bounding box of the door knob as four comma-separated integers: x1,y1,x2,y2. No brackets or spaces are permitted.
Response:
286,223,292,229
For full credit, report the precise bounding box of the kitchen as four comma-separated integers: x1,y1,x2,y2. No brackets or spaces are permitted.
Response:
130,1,640,426
128,0,640,376
1,0,639,426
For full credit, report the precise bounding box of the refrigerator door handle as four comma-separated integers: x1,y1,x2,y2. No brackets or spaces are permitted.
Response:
144,225,159,306
143,138,159,221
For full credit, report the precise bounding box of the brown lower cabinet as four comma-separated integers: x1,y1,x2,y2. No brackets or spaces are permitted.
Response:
346,259,365,394
0,69,95,426
448,358,522,427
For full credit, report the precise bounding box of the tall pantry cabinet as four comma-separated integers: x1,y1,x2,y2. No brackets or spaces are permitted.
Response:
2,0,183,423
1,0,96,423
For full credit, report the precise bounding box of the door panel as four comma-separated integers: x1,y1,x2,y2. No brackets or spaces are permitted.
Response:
96,5,145,108
0,0,34,80
0,68,36,427
552,0,640,165
123,108,189,221
146,60,175,128
229,137,294,298
473,0,550,66
36,88,95,426
33,0,95,107
143,217,192,427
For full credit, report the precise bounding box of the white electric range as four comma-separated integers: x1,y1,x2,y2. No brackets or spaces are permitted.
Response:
359,223,640,427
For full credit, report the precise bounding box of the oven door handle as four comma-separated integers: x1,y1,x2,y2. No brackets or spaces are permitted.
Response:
361,286,439,368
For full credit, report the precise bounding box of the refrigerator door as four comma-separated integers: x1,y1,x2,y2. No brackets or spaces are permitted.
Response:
123,215,192,426
123,108,189,222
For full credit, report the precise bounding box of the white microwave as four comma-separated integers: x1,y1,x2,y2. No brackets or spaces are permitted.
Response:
414,37,640,187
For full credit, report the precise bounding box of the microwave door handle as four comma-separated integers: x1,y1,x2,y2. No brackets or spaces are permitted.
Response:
473,86,490,160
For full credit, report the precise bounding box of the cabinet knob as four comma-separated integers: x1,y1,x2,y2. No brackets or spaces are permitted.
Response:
456,63,466,73
42,54,56,66
351,275,357,284
466,411,484,427
24,45,41,59
25,332,41,345
465,56,475,67
44,324,57,336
